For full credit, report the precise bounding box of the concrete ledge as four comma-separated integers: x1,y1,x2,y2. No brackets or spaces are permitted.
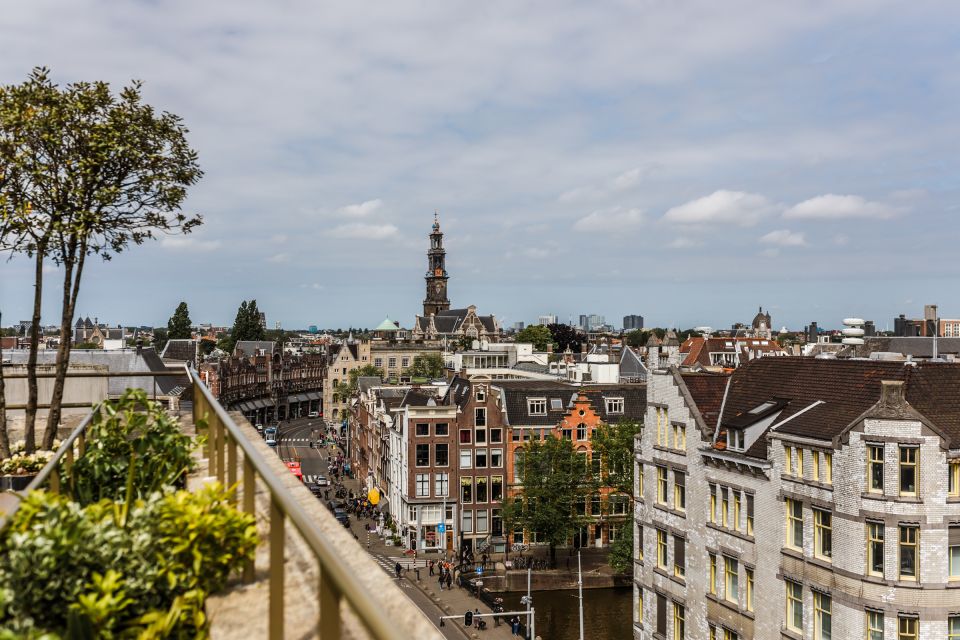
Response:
186,412,442,640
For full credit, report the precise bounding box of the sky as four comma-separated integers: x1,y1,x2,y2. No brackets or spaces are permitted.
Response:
1,1,958,331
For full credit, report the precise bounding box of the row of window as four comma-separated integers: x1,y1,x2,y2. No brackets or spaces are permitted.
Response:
461,507,501,534
655,466,686,512
526,397,624,416
786,499,927,580
640,582,960,639
459,448,503,469
709,484,755,536
708,553,754,612
783,445,834,484
654,407,686,451
459,475,504,503
415,422,449,437
560,423,594,441
865,444,919,496
372,356,410,369
459,426,502,444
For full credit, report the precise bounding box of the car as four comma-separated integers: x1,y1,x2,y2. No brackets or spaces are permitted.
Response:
255,423,264,433
308,411,319,418
333,509,349,527
264,426,277,439
314,475,329,487
265,437,277,447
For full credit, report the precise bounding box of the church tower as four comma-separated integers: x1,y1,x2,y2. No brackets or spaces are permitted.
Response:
423,214,451,317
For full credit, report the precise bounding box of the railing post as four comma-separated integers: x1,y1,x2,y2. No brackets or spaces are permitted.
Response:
215,415,225,484
318,564,343,639
227,433,238,503
243,454,256,584
78,431,86,457
270,496,285,640
49,467,60,495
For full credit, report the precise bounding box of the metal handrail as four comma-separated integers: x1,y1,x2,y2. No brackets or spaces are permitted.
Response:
187,367,405,640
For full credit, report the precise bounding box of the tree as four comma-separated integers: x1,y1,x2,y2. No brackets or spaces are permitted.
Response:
223,299,265,354
590,419,642,496
546,323,584,353
0,311,8,458
607,521,633,574
152,328,169,353
514,436,593,566
1,68,203,450
516,325,553,351
335,364,384,397
624,329,650,348
409,352,444,379
166,302,192,340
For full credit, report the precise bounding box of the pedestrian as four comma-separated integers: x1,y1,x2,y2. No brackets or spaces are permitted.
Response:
481,553,488,569
438,570,445,590
510,617,519,635
394,562,402,579
415,566,420,581
429,560,435,576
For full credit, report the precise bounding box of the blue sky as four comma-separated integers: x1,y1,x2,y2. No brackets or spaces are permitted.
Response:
1,1,958,331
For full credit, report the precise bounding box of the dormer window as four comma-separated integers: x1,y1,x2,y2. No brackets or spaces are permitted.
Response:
748,401,776,415
528,398,547,416
726,429,745,452
476,386,486,402
605,398,624,414
550,398,563,411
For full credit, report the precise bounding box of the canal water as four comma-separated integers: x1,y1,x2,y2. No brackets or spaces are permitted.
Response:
501,586,632,640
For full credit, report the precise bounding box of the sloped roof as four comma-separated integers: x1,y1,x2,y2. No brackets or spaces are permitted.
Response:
374,317,400,332
679,372,729,429
620,347,649,379
494,380,578,426
445,376,473,408
161,339,198,363
580,385,646,423
400,388,439,408
234,341,276,357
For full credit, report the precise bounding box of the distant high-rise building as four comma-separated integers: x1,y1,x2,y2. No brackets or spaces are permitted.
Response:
258,312,267,330
308,325,318,334
512,322,525,332
538,315,558,326
579,314,605,331
864,320,876,337
623,315,644,331
579,314,589,330
804,321,819,343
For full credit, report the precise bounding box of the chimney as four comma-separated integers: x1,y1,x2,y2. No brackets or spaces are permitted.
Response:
879,380,906,408
580,342,588,355
547,343,553,355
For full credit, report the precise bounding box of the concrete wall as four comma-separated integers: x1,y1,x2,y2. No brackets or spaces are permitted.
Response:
3,363,108,418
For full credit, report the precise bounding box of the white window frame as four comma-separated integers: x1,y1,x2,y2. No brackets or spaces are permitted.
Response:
528,398,547,416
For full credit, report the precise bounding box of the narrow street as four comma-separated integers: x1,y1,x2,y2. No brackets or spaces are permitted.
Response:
273,419,522,640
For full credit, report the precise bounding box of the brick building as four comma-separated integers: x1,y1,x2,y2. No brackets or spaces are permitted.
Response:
634,358,960,640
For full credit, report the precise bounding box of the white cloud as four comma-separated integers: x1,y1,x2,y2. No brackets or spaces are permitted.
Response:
338,199,383,217
759,229,806,246
667,237,702,249
663,190,778,226
267,252,291,263
328,223,398,239
160,236,222,251
784,194,896,220
573,207,645,232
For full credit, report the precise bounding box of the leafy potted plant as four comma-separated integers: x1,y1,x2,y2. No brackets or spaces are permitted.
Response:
0,449,53,491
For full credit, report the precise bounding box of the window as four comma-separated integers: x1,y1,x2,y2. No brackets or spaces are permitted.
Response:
797,448,805,478
949,616,960,640
709,554,718,595
721,489,729,528
591,494,601,516
868,444,884,492
867,522,885,577
656,594,667,637
657,529,668,569
528,398,547,415
513,450,523,483
434,473,449,497
401,357,409,368
561,428,572,440
710,485,717,524
745,567,754,612
733,492,741,531
814,592,831,640
462,509,473,533
491,448,503,468
813,451,820,481
610,494,628,515
814,509,832,560
637,588,643,624
866,611,884,640
674,472,686,511
475,407,486,427
606,397,624,414
577,423,587,441
491,476,503,501
476,509,488,533
373,358,383,367
719,556,737,604
951,462,960,497
476,387,485,402
673,602,685,640
656,408,669,446
899,447,918,496
460,428,472,444
435,423,448,436
475,427,487,444
476,477,488,503
657,466,668,505
416,444,429,467
638,525,644,561
746,494,754,536
949,526,960,580
388,357,397,368
461,477,473,503
475,449,488,468
824,452,832,484
490,428,502,443
899,525,918,580
673,536,685,578
727,428,744,451
784,445,793,475
435,443,448,467
786,499,803,549
416,473,429,497
460,450,472,469
785,580,803,633
673,423,686,450
898,616,917,640
492,508,502,536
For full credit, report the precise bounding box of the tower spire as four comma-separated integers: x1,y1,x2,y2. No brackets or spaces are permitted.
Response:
423,214,450,317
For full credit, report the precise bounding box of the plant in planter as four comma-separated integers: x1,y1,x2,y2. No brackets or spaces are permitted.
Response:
0,451,53,491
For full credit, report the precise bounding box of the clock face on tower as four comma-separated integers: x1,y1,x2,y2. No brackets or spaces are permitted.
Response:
434,281,444,295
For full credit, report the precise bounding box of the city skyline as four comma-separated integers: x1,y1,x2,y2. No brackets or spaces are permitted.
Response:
2,2,958,329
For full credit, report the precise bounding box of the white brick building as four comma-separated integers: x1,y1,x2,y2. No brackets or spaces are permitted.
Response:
635,358,960,640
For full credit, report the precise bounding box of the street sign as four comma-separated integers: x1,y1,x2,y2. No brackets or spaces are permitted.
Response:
438,524,446,533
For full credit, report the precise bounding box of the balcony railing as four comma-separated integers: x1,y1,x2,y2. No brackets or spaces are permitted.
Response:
188,367,409,640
